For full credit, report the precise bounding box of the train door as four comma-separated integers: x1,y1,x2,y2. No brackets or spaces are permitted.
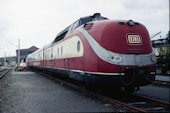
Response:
49,47,52,68
64,58,69,69
51,46,55,68
42,48,45,67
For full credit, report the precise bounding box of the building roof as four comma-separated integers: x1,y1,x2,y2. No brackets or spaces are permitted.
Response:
29,46,38,49
16,46,38,51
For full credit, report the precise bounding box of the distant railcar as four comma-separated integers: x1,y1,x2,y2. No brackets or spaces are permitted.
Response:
15,62,28,71
26,13,156,91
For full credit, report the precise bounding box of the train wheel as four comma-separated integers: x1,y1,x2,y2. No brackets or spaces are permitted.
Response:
120,72,135,86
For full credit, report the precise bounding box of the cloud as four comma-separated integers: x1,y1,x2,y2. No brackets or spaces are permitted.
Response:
0,0,169,57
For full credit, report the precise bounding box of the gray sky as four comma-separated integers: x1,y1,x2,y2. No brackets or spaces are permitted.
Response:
0,0,169,57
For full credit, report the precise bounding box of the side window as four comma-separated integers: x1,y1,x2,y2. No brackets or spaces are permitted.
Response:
51,47,53,58
53,31,68,43
69,21,80,33
68,25,74,33
57,48,59,56
61,47,63,55
38,53,40,60
73,21,79,29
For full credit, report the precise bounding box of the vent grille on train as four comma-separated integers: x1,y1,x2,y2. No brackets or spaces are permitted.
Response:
118,22,125,25
118,22,140,26
84,23,93,30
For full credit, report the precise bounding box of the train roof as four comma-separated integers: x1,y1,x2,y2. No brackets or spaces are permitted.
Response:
28,13,108,57
52,13,108,44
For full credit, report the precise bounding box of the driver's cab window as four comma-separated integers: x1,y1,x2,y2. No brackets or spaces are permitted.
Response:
69,21,80,32
80,17,92,25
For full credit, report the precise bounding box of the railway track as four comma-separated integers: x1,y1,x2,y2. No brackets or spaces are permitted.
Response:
36,71,170,112
154,80,170,87
0,68,11,79
118,94,170,112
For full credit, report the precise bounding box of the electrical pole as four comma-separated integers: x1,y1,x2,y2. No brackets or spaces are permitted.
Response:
9,54,10,66
18,39,20,67
4,52,6,66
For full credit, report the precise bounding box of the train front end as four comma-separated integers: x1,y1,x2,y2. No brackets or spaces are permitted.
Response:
81,19,156,87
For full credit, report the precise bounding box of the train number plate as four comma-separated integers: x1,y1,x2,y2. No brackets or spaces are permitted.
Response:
127,35,142,45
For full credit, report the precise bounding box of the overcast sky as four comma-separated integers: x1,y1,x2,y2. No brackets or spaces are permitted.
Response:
0,0,169,57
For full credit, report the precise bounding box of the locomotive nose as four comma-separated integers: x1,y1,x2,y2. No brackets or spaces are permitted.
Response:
100,21,152,54
79,20,156,66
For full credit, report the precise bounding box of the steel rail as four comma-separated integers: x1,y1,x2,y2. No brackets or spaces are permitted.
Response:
34,71,170,112
132,94,170,108
154,80,170,87
36,71,147,112
0,69,11,79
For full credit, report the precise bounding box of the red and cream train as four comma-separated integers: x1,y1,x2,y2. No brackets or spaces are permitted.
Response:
26,13,156,89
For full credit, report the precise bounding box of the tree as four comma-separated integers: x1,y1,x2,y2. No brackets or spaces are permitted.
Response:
166,30,170,44
166,31,170,70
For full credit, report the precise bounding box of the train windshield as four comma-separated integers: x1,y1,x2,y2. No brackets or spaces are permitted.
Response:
53,13,108,44
80,13,108,26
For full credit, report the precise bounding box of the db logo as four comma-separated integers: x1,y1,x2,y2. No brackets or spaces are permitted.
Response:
127,35,142,45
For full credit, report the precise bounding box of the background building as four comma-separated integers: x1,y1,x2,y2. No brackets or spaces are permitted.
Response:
0,46,38,66
151,31,170,73
16,46,38,63
0,56,17,66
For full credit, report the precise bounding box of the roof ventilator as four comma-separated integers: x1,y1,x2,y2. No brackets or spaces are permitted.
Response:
84,23,93,30
118,22,125,26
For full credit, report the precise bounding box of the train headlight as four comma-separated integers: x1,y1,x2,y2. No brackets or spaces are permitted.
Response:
151,54,157,63
128,20,134,26
109,55,122,63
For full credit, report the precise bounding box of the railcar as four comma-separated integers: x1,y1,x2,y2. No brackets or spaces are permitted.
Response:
26,13,156,91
